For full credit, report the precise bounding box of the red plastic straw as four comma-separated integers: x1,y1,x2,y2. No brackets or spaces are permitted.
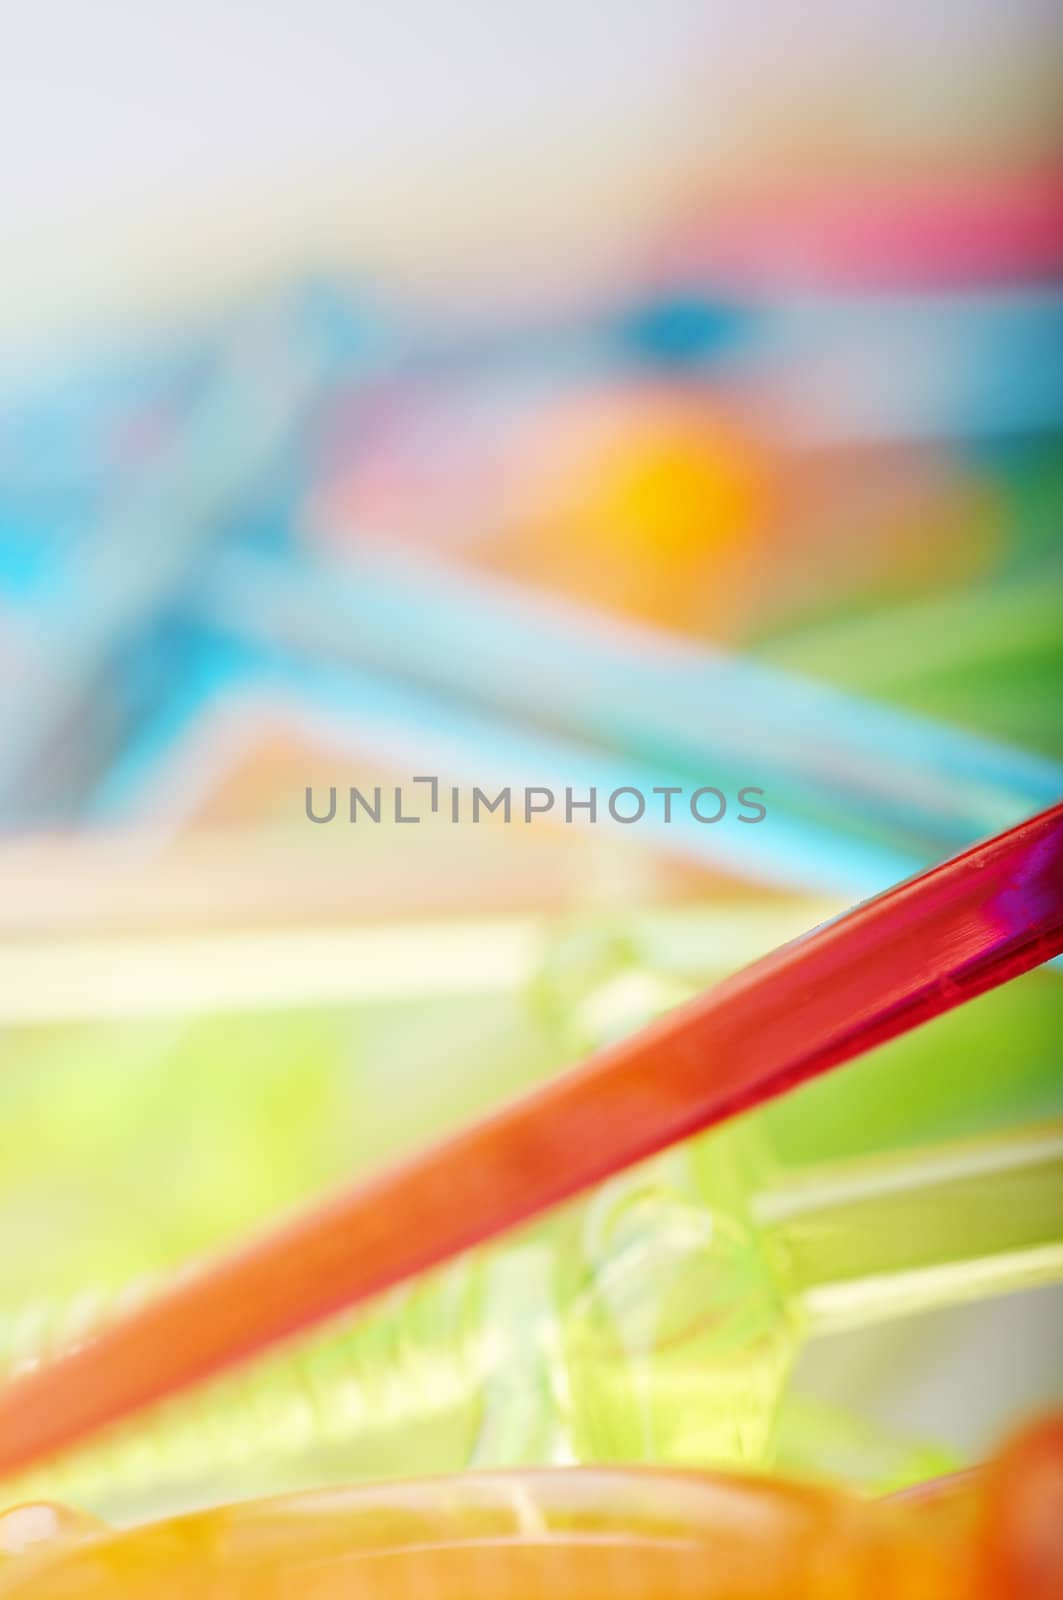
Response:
0,802,1061,1481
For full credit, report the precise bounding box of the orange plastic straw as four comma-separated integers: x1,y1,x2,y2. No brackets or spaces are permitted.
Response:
0,803,1060,1482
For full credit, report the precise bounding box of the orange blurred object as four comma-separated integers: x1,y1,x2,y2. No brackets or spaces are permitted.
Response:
476,384,772,629
980,1417,1063,1600
0,1415,1060,1598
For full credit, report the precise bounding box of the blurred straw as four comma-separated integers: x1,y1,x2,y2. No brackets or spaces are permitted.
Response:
193,544,1063,858
0,291,342,823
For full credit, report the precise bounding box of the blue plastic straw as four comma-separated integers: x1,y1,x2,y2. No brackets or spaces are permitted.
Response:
0,293,359,824
192,544,1063,860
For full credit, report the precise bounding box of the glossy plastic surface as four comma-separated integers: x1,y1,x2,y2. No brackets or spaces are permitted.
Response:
0,804,1060,1484
1,1416,1061,1599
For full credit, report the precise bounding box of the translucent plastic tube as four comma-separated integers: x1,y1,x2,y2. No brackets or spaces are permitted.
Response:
4,1118,1059,1516
0,805,1060,1511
